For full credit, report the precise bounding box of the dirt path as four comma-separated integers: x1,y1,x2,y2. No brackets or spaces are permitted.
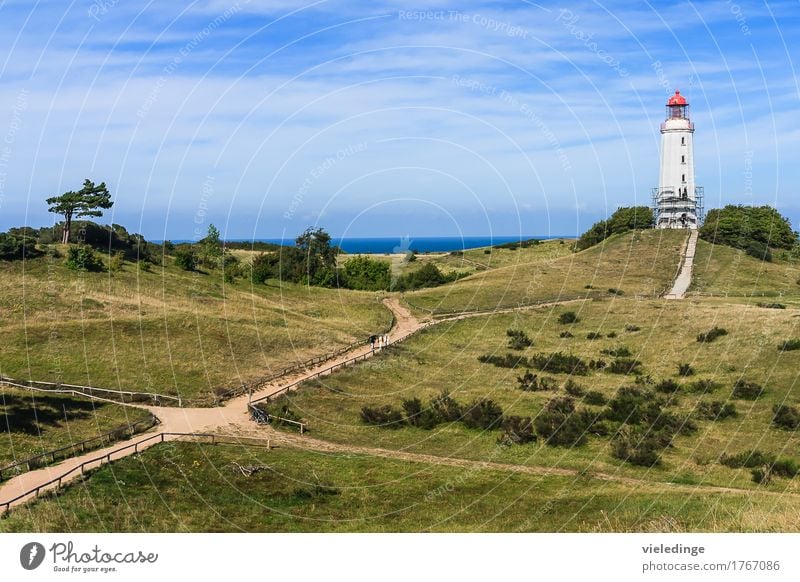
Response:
664,230,697,299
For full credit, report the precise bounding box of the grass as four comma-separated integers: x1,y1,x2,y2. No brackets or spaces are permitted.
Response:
269,296,800,495
404,230,687,315
0,251,391,404
691,240,800,299
0,385,152,471
2,441,799,532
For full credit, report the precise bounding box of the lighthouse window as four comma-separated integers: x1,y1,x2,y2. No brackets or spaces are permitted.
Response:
682,174,685,182
681,155,685,163
681,137,685,145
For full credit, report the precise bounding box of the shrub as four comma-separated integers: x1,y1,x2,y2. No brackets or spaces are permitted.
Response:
677,363,695,377
584,390,607,406
507,329,533,350
654,379,681,394
589,359,607,370
607,288,623,296
697,327,728,343
601,346,632,358
564,379,585,397
529,352,589,375
720,449,775,469
685,379,720,394
138,260,151,272
611,426,663,467
575,206,654,251
559,331,574,338
624,324,641,332
586,332,602,340
401,397,423,426
498,416,536,445
108,251,125,272
778,339,800,352
65,245,104,272
757,302,785,309
0,231,39,260
558,311,580,324
174,247,197,271
607,358,642,375
462,399,504,430
751,468,771,485
694,401,737,420
746,240,772,262
517,371,557,392
430,391,462,423
771,458,799,478
700,205,797,251
605,386,654,424
772,404,800,430
340,255,391,291
478,353,529,369
607,331,617,338
360,405,404,428
534,397,593,447
731,379,765,400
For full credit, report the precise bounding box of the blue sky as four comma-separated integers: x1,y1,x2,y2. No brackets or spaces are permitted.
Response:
0,0,797,240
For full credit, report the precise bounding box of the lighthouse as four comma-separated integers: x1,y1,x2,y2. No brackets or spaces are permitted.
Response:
652,90,703,228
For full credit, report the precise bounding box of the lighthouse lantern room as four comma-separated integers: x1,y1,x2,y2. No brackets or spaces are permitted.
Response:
652,90,703,229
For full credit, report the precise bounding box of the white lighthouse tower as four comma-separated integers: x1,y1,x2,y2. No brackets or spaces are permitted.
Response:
652,90,703,228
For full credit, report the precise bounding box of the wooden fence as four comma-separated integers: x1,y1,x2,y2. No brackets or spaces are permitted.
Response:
0,375,181,406
0,415,159,482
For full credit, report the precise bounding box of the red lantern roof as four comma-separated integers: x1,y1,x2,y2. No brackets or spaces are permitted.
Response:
667,90,687,106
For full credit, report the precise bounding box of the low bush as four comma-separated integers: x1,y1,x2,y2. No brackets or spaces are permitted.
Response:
535,397,594,447
584,390,607,406
402,397,438,429
462,398,504,430
601,346,632,358
746,240,772,262
478,353,529,369
498,416,536,445
586,332,603,340
517,371,557,392
65,245,104,272
589,359,607,370
611,426,663,467
694,400,737,420
697,327,728,343
360,405,405,428
719,449,775,469
757,302,785,309
564,379,585,397
685,379,720,394
624,324,641,332
607,358,642,375
654,379,681,394
731,379,765,400
558,311,580,324
677,363,695,377
771,458,799,478
174,247,197,271
607,331,617,338
772,404,800,430
529,352,590,375
607,288,623,296
559,331,574,338
430,391,462,422
778,339,800,352
507,329,533,350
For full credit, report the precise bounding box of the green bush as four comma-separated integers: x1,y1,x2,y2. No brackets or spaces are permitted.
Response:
654,379,681,394
586,332,602,340
575,206,654,251
685,379,720,394
430,391,462,423
694,400,737,420
478,353,529,369
607,331,617,338
601,346,632,358
564,379,586,397
498,416,536,445
174,247,197,271
584,390,607,406
778,339,800,352
697,327,728,343
108,251,125,272
534,397,595,447
624,324,641,332
0,231,39,260
606,358,642,375
462,398,504,430
529,352,590,375
731,379,765,400
517,371,557,392
65,245,104,272
746,241,772,262
757,302,785,309
558,311,580,324
611,426,663,467
559,331,574,338
699,205,797,251
340,255,391,291
607,288,623,296
719,450,775,469
677,363,695,377
507,329,533,350
360,405,405,428
772,404,800,430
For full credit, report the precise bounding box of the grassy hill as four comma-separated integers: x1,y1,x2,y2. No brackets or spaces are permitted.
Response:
691,239,800,300
404,229,687,315
0,251,391,404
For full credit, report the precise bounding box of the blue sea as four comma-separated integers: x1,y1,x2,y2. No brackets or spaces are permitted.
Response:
241,236,563,254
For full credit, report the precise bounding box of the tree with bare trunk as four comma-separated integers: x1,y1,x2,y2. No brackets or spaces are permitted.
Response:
46,179,113,244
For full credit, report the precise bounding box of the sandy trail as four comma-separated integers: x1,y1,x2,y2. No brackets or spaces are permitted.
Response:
664,230,697,299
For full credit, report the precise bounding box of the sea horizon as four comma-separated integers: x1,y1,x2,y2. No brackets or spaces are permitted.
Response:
160,235,571,254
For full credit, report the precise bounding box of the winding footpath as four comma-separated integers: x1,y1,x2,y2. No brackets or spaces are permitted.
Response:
0,291,781,512
664,230,698,299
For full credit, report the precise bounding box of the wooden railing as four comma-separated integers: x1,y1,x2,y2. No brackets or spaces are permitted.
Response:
247,404,307,433
0,415,159,481
0,376,181,406
0,431,275,514
403,295,588,318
